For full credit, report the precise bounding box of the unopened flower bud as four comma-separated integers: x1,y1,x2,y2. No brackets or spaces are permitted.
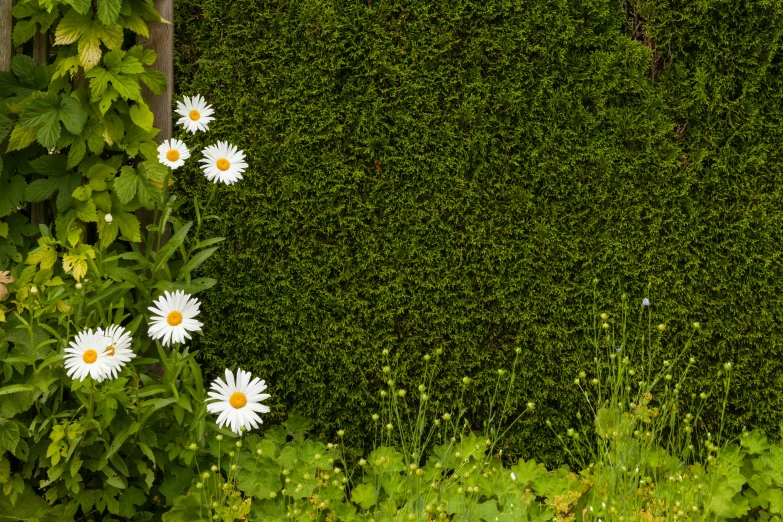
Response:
371,414,379,421
442,413,451,421
398,389,406,397
382,365,391,373
418,384,426,392
435,348,443,355
235,441,242,448
600,313,608,320
462,377,471,385
382,349,389,355
216,434,223,441
188,443,198,451
657,323,666,331
579,371,586,379
527,402,535,410
337,429,345,437
359,459,367,466
210,465,218,472
386,423,393,431
723,362,732,371
692,322,701,329
196,482,203,489
104,213,113,223
546,419,552,427
29,286,38,295
700,392,708,400
591,378,598,386
380,390,387,397
75,283,83,290
567,428,575,437
602,322,609,329
423,354,431,361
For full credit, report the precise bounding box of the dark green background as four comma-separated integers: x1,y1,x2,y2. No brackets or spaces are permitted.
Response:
173,0,783,464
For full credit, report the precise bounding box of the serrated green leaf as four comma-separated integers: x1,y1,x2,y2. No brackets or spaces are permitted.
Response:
7,125,37,151
113,167,138,204
12,20,38,47
59,96,88,135
138,69,167,95
97,0,123,25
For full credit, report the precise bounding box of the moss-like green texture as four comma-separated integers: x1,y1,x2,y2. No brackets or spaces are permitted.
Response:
174,0,783,463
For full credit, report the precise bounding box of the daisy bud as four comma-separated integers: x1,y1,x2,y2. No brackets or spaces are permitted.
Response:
423,354,431,361
235,441,242,448
382,365,391,373
75,283,83,290
337,429,345,437
567,428,574,437
212,502,219,508
515,347,521,354
527,402,535,410
196,482,203,489
326,443,334,450
216,435,223,441
359,459,367,466
665,374,672,381
382,349,389,355
574,378,580,385
371,414,379,421
201,472,210,479
256,449,263,455
230,464,238,471
436,348,443,355
442,413,451,421
628,369,635,376
657,323,666,331
104,213,113,223
600,313,608,320
398,389,406,397
592,278,599,285
387,379,394,387
211,465,218,472
692,322,701,329
497,369,506,375
576,412,582,420
386,423,393,431
29,286,38,295
723,362,732,371
700,392,708,399
462,377,471,385
188,443,198,451
380,390,387,397
602,322,609,329
421,393,429,401
229,451,235,457
591,378,598,386
579,371,586,379
418,384,426,392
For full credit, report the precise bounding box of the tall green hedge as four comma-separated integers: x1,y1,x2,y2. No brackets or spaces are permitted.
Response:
173,0,783,464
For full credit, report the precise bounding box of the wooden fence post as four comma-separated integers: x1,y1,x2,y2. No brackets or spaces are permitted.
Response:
0,0,11,73
138,0,174,242
140,0,174,142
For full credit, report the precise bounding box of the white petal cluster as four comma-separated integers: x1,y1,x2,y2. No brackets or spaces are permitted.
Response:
64,330,113,382
206,368,270,434
199,141,248,185
175,94,215,133
148,290,203,346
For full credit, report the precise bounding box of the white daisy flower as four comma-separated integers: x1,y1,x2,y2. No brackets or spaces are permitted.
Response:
148,290,203,346
64,329,113,382
175,94,215,133
97,325,136,379
206,368,270,434
157,139,190,170
199,141,248,185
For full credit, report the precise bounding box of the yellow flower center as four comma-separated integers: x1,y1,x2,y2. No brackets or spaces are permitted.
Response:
189,109,201,121
83,349,98,364
230,392,247,409
167,311,183,326
106,345,115,356
166,149,180,162
216,158,230,171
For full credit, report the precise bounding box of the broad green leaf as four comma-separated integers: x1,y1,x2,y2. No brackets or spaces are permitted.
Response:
351,483,377,510
129,102,154,130
113,166,138,203
12,20,37,47
7,125,37,151
138,69,167,95
97,0,123,25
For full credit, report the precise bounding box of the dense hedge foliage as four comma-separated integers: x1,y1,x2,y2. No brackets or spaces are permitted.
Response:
173,0,783,464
